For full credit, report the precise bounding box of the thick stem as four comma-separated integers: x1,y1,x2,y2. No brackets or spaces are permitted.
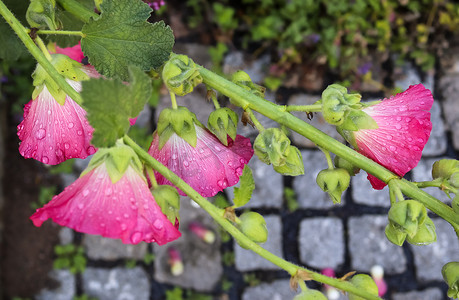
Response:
123,135,382,300
55,0,98,23
285,104,322,113
170,92,178,109
36,29,85,37
0,0,83,105
199,67,459,228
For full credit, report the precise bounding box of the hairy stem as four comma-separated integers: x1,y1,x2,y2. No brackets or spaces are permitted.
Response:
0,0,83,105
285,104,322,113
36,29,85,37
123,135,382,300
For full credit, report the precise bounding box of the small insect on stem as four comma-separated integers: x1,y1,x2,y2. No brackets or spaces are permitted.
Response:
29,27,38,41
306,111,314,120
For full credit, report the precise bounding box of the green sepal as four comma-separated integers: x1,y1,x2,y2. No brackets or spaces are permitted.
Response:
273,146,305,176
388,200,427,238
32,54,88,105
321,84,361,126
239,211,268,244
233,165,255,208
207,107,238,146
162,54,202,96
338,109,378,131
316,168,350,204
156,106,201,149
26,0,58,30
334,156,360,176
385,223,407,246
406,217,436,246
81,140,143,184
231,70,266,98
152,185,180,225
452,195,459,214
348,274,379,300
253,128,291,167
336,126,358,150
442,262,459,299
293,290,328,300
432,159,459,180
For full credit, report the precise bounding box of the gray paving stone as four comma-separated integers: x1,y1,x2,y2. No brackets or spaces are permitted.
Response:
288,94,345,148
60,173,77,188
298,217,345,269
133,104,152,128
154,198,222,292
423,101,447,156
410,157,452,204
411,218,459,282
394,61,435,92
235,215,283,271
59,227,74,245
174,43,212,69
242,279,298,300
392,287,444,300
225,156,283,209
83,235,148,260
36,270,76,300
293,150,346,209
351,171,390,207
82,267,149,300
348,215,407,274
439,74,459,150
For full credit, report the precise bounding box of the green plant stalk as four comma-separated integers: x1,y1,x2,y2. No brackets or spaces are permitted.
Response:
320,147,334,169
0,1,83,105
284,104,322,112
123,135,382,300
199,67,459,228
36,29,85,37
55,0,98,23
246,108,265,131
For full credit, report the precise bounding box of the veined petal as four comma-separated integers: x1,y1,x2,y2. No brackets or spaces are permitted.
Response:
30,164,181,245
55,42,85,63
353,84,433,189
148,125,254,197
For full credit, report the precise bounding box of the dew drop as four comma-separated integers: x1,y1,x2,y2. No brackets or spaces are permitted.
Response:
100,223,106,227
123,213,129,219
77,203,84,209
68,122,74,129
389,145,397,151
108,210,113,215
83,189,89,197
172,153,177,159
405,117,412,123
64,143,70,150
396,117,402,121
121,223,127,231
227,161,233,167
131,232,142,244
217,180,227,188
198,148,205,154
214,145,221,151
386,135,393,140
417,138,424,143
42,156,49,164
105,188,112,196
236,167,243,176
183,160,189,167
153,219,163,230
395,124,402,130
77,130,83,136
35,128,46,140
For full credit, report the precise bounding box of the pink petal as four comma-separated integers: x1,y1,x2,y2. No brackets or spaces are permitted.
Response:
17,67,99,165
354,84,433,189
30,164,181,245
129,117,137,126
55,42,85,63
148,125,254,197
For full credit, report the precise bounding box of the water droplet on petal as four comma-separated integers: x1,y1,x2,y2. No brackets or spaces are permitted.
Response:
83,189,89,197
42,156,49,164
395,124,402,130
236,167,243,176
35,128,46,140
123,213,129,219
68,122,74,129
77,130,83,136
389,145,397,151
64,143,70,150
121,223,127,231
396,117,402,121
131,232,142,244
108,210,113,215
153,219,163,230
105,188,112,196
77,203,84,209
183,160,189,167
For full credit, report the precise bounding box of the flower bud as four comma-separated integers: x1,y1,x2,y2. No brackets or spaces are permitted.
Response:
384,223,407,246
442,262,459,299
239,211,268,244
156,106,202,149
406,217,436,246
189,221,215,244
167,247,184,276
207,107,238,146
334,156,360,176
162,54,202,96
452,194,459,214
321,84,361,126
253,128,291,167
231,70,266,98
348,274,379,300
152,185,180,225
26,0,58,30
370,265,387,297
387,200,427,238
316,168,350,204
450,172,459,188
293,289,328,300
273,145,304,176
432,159,459,180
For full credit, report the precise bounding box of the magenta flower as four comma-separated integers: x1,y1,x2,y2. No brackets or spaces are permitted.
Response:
54,42,85,63
30,162,181,245
17,65,100,165
148,125,254,197
352,84,433,189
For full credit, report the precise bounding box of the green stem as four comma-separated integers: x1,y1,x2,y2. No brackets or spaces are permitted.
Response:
320,147,334,170
170,92,178,109
0,0,83,105
36,29,85,37
298,280,308,292
35,36,52,61
145,166,158,189
55,0,98,23
285,104,322,113
246,108,264,131
210,92,220,109
199,67,459,229
123,135,382,300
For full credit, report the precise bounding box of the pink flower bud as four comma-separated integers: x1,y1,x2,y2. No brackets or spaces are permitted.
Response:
189,221,215,244
168,247,184,276
371,265,387,297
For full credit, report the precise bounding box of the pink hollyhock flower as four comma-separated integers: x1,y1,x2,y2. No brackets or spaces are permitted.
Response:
353,84,433,189
55,42,85,63
17,65,100,165
30,162,181,245
148,125,254,197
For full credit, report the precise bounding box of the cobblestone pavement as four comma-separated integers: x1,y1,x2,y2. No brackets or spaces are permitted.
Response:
34,43,459,300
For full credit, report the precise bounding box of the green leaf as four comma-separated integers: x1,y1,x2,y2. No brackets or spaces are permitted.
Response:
233,165,254,208
81,0,174,80
0,0,30,61
81,66,152,147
